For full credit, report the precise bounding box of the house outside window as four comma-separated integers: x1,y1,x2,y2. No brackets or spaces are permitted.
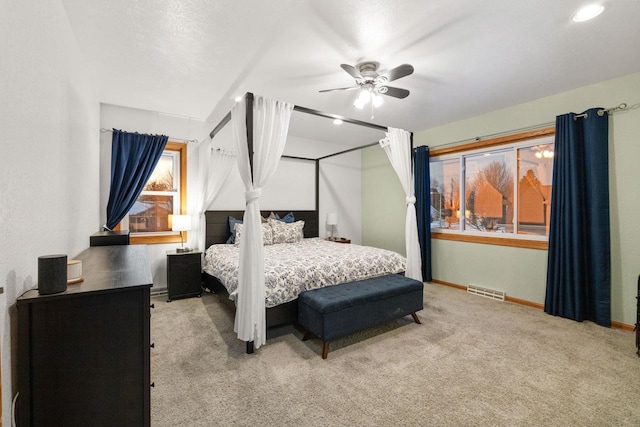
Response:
129,152,178,233
429,129,554,250
118,141,187,244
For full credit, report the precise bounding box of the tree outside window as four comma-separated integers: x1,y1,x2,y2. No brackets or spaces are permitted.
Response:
129,155,177,233
119,141,187,245
428,132,554,247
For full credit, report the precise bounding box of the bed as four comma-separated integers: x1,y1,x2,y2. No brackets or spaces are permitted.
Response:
206,93,420,352
202,210,406,329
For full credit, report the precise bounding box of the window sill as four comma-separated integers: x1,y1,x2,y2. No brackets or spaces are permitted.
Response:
431,232,548,250
130,233,185,245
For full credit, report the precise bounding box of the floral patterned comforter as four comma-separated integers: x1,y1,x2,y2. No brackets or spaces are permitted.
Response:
203,238,406,308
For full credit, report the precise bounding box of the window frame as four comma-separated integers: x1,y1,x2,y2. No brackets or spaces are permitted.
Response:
116,141,187,245
429,126,555,250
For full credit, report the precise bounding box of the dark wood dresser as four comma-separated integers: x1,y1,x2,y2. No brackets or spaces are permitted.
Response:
17,245,153,427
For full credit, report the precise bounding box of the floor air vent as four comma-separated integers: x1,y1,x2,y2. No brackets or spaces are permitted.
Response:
467,284,505,301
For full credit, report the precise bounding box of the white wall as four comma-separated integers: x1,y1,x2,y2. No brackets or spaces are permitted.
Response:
319,151,362,243
362,72,640,326
100,106,363,289
286,135,362,244
211,132,362,243
0,0,100,422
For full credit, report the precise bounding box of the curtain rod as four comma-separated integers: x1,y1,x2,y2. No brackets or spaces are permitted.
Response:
422,102,632,150
429,122,555,150
100,128,199,144
574,102,630,119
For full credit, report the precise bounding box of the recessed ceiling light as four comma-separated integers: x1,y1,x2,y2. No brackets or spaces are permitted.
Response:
572,4,604,22
234,96,244,102
333,119,343,125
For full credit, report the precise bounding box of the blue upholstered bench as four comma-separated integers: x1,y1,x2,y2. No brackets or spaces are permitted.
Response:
298,274,423,359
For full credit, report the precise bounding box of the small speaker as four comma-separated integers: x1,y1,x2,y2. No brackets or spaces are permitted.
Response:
38,254,68,295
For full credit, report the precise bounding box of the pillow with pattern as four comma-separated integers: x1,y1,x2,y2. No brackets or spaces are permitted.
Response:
261,211,276,223
234,223,273,246
268,218,305,244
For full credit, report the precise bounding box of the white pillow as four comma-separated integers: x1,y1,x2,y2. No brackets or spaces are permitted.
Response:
234,223,273,246
268,218,305,244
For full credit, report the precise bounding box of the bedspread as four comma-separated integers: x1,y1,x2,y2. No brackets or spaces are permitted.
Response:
203,238,406,308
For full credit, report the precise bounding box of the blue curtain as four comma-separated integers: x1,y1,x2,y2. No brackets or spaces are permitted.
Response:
415,146,432,281
544,108,610,326
105,129,168,230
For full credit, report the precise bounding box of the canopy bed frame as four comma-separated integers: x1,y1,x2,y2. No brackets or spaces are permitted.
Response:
207,92,414,354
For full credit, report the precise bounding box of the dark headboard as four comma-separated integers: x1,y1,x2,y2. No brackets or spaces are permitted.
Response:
204,210,319,248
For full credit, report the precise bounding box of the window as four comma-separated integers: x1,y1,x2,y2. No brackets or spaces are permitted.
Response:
118,141,187,244
429,128,554,249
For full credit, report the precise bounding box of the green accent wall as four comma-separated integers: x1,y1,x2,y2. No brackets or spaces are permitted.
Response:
362,144,406,255
362,72,640,326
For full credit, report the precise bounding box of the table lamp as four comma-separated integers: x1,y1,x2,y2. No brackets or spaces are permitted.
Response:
326,213,338,240
170,214,192,252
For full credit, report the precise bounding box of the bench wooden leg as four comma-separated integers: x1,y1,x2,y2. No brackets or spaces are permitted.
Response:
411,313,421,324
302,331,310,341
322,341,330,359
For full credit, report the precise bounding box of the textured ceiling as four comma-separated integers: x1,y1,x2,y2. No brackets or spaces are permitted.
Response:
61,0,640,143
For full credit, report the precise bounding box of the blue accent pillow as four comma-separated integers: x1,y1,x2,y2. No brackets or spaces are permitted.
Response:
226,216,243,244
275,212,295,223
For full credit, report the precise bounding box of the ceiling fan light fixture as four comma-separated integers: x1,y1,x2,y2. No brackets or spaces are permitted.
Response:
320,61,414,111
357,87,371,104
372,93,384,108
572,4,604,22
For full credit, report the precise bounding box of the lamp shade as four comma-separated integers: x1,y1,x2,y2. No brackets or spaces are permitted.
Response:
170,214,192,232
326,213,339,226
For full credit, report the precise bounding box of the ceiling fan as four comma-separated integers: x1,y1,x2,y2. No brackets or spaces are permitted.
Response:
319,62,414,116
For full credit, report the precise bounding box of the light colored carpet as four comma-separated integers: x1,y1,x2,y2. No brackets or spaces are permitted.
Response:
150,283,640,426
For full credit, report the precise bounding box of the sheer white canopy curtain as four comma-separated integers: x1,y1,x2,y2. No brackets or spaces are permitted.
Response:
380,127,423,282
232,95,293,349
191,140,235,253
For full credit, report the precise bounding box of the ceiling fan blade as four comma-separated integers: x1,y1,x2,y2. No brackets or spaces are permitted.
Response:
319,86,359,93
379,86,410,99
340,64,363,79
381,64,414,82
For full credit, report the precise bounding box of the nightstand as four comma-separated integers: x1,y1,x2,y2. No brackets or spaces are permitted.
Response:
166,250,202,302
326,238,351,244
